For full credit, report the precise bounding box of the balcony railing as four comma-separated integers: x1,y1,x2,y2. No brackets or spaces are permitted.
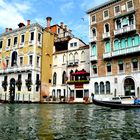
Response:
90,55,97,62
112,45,140,57
102,32,110,39
90,36,97,42
0,65,40,74
67,60,79,67
67,80,89,85
114,24,136,36
103,52,111,59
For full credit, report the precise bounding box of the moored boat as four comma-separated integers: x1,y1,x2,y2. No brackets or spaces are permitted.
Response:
91,94,140,109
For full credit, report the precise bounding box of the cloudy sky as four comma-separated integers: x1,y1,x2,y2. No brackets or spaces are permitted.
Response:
0,0,108,43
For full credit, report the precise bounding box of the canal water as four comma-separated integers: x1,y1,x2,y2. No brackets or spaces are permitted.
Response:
0,104,140,140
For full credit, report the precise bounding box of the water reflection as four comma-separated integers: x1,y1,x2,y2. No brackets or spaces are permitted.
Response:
0,104,140,140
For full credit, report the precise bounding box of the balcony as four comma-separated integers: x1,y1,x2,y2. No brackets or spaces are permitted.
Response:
112,45,140,57
0,65,39,74
102,32,110,39
67,80,89,85
114,24,136,36
103,52,111,59
67,60,79,67
90,55,97,62
90,36,97,42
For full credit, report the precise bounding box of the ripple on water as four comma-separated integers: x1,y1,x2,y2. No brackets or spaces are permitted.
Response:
0,104,140,140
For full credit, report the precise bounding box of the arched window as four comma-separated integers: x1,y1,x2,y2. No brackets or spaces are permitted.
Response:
70,70,74,80
100,82,104,94
53,72,57,85
69,53,74,61
106,81,110,94
11,51,17,66
91,44,96,56
63,54,66,64
92,28,96,37
81,51,85,61
104,23,109,33
127,37,132,47
94,82,99,94
121,38,126,49
62,71,66,84
122,17,128,27
114,39,119,50
134,34,139,46
129,15,134,25
107,62,111,73
74,52,78,61
116,19,121,29
105,41,110,53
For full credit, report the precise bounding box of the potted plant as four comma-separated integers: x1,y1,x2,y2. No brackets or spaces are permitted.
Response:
25,79,32,91
16,79,22,91
2,80,8,91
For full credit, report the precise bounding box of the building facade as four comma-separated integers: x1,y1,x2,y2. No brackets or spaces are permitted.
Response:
50,23,90,102
87,0,140,99
0,18,54,102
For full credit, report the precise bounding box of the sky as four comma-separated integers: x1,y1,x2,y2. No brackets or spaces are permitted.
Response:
0,0,108,43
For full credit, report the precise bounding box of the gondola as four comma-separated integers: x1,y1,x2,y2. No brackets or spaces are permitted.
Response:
91,94,140,109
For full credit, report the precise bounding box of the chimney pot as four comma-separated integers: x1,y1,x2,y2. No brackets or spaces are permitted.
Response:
46,17,52,28
5,28,9,32
9,28,12,31
27,20,30,26
64,25,67,30
18,23,25,28
60,22,64,28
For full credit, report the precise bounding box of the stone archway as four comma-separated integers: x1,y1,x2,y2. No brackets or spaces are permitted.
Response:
9,78,16,102
124,77,135,96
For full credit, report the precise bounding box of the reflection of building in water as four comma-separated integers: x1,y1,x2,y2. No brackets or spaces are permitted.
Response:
87,0,140,99
0,17,54,102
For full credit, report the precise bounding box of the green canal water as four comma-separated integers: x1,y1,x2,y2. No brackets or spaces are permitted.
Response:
0,104,140,140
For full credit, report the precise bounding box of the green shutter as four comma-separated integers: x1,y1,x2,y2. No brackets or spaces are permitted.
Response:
93,65,97,68
114,40,119,50
132,58,138,62
134,35,139,46
92,44,96,55
118,60,123,64
122,17,128,26
105,41,110,53
121,38,126,49
127,37,132,47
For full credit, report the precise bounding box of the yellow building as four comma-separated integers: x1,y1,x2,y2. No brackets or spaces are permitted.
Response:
0,18,54,102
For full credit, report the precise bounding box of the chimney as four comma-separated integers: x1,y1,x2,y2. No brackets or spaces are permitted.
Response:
18,23,25,28
60,22,63,28
5,28,9,32
64,25,67,31
46,17,52,28
27,20,30,26
9,28,12,31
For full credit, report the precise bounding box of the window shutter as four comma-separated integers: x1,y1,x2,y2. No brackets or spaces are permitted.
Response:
134,35,139,46
105,41,110,53
127,37,132,47
122,17,128,26
121,38,126,49
92,44,96,55
114,40,119,50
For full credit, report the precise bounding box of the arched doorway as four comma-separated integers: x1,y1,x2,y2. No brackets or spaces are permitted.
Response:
124,78,135,96
9,78,16,102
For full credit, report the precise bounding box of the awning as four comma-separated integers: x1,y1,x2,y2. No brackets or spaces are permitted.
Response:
71,69,90,76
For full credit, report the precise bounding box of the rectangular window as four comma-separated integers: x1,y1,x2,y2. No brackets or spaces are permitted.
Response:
30,32,34,41
132,61,138,71
91,15,96,23
114,5,120,15
28,73,32,80
74,42,77,46
37,56,40,67
0,41,3,49
7,39,11,46
38,33,41,42
103,10,109,19
21,34,25,43
20,57,23,66
29,55,33,65
127,0,133,11
6,59,9,67
119,64,124,72
107,64,111,73
14,37,17,45
18,74,22,80
70,43,73,47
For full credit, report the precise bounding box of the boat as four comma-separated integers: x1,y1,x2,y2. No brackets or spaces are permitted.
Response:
91,94,140,109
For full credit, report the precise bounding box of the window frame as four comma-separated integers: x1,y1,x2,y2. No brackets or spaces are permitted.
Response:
126,0,134,11
114,5,121,16
91,14,96,23
103,9,109,20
